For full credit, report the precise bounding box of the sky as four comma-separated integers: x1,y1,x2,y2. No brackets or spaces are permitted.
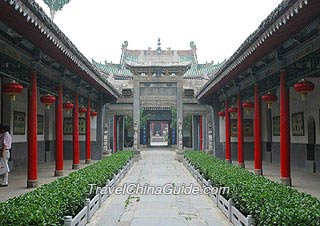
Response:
35,0,283,65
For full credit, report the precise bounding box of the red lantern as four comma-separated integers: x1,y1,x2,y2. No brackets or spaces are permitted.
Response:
228,107,237,116
293,79,314,101
242,101,254,114
91,111,98,117
78,107,87,116
262,92,277,109
40,94,56,109
218,111,225,118
63,101,74,114
2,80,23,101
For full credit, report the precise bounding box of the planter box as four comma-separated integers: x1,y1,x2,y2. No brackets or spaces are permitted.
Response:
231,206,255,226
208,186,218,205
183,157,256,226
64,206,88,226
217,194,232,219
63,157,134,226
86,195,100,220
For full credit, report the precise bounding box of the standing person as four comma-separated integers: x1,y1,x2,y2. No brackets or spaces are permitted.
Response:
0,125,12,187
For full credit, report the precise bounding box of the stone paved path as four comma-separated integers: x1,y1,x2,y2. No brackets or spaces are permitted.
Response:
88,149,231,226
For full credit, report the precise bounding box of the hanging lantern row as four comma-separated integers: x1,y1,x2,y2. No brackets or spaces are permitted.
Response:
293,79,314,101
242,101,254,114
218,111,225,118
78,107,87,116
91,111,98,118
261,92,277,109
63,101,74,114
40,94,56,109
228,107,237,116
2,80,23,101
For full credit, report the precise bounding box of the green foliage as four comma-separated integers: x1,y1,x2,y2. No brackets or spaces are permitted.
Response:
170,107,177,128
124,115,133,129
0,151,133,225
183,114,192,129
184,151,320,226
140,109,148,128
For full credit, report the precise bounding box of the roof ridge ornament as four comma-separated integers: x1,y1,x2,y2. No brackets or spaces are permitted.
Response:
157,38,161,53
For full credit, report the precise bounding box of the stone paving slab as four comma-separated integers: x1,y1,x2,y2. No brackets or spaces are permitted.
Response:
87,149,232,226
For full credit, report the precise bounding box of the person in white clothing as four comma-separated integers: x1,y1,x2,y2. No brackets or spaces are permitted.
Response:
0,125,11,187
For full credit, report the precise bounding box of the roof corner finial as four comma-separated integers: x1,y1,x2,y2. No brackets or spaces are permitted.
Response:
157,38,161,52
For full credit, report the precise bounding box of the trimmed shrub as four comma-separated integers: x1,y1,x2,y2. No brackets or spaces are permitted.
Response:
0,151,133,225
185,151,320,226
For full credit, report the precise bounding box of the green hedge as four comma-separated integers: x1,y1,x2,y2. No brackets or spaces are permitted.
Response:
184,151,320,226
0,151,133,225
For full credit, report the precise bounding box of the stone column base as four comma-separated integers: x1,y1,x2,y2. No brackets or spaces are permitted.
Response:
27,180,38,188
54,170,63,177
238,163,245,168
72,164,80,170
280,177,292,186
85,159,91,164
133,150,141,162
254,169,263,175
225,159,232,164
175,149,184,162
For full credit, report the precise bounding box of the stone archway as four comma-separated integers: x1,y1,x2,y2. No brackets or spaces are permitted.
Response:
307,116,316,172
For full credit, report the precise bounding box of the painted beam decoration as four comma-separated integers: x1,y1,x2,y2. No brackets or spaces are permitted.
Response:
292,112,305,136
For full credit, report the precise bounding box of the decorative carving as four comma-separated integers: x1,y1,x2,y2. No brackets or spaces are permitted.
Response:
178,119,183,151
133,120,138,150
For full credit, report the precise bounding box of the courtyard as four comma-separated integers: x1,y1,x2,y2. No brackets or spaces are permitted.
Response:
1,0,320,225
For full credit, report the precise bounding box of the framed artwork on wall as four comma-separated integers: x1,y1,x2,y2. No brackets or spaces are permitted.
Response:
243,119,253,137
63,117,86,135
79,117,86,135
63,117,73,135
272,116,280,136
37,114,44,135
292,112,304,136
230,119,237,137
13,111,26,135
230,119,253,137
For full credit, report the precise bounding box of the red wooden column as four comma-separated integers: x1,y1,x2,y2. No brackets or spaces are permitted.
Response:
27,71,38,188
85,98,91,164
225,100,231,163
113,115,117,153
254,83,263,175
237,93,245,168
280,69,291,186
199,115,203,151
72,93,80,169
55,84,64,176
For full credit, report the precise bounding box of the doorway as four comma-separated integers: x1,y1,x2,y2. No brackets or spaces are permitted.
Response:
148,121,170,147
